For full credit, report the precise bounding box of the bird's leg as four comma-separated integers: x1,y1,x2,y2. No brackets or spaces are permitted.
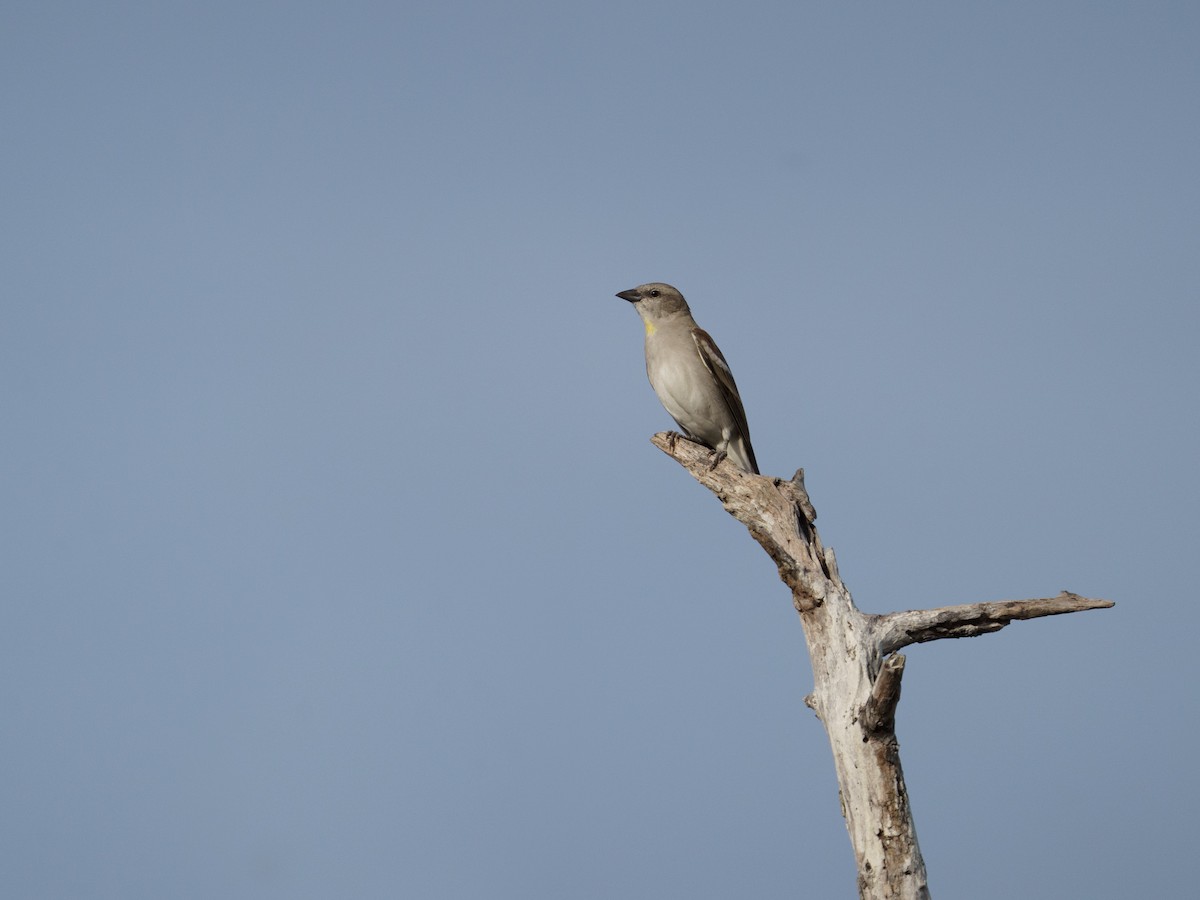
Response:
707,449,728,471
667,432,696,458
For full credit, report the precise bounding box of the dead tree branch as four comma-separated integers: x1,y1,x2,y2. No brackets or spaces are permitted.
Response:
874,593,1114,656
648,432,1113,900
861,654,905,734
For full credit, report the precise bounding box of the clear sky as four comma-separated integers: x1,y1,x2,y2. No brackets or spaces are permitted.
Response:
3,2,1197,897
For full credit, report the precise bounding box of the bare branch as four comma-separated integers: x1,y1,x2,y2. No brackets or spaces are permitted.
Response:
644,432,1111,899
650,432,829,607
873,592,1115,656
861,654,905,734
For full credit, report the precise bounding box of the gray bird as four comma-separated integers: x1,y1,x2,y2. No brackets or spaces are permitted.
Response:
617,282,759,474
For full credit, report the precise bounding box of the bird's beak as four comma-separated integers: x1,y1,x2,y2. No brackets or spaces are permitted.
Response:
616,289,640,303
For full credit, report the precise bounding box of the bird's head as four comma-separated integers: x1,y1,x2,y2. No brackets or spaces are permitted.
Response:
615,283,691,329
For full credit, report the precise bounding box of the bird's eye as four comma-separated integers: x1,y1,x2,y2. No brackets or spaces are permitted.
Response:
649,290,660,297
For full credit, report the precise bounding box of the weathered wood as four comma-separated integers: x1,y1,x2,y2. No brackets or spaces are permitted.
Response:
649,432,1112,899
861,654,905,734
873,593,1114,656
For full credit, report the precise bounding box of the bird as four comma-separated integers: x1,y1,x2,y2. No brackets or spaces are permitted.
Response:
616,282,759,474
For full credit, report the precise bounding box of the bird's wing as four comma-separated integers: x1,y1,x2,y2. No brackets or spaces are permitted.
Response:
691,326,758,473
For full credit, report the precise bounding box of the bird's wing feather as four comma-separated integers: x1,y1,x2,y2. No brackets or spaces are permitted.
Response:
691,327,758,473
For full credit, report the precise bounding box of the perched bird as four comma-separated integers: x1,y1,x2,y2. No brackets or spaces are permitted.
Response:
616,282,759,474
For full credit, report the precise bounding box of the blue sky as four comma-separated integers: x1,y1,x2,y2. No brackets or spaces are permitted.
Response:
2,2,1197,897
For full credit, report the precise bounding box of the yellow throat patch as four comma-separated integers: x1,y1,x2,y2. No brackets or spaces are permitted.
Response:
643,319,656,336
